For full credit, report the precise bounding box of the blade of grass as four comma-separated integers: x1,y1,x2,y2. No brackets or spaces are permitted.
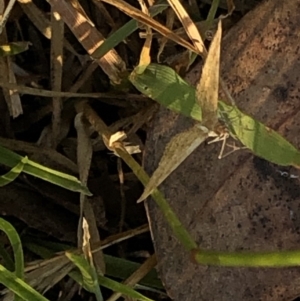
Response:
0,218,24,301
191,248,300,267
0,156,27,186
0,145,91,195
0,218,24,279
0,265,49,301
69,265,155,301
66,252,103,301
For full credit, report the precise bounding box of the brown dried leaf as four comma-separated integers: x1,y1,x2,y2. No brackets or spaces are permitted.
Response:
138,124,208,202
196,20,222,128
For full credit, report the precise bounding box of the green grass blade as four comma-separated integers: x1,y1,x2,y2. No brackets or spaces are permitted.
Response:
66,252,103,301
0,218,24,279
191,248,300,267
130,63,202,121
0,264,49,301
0,244,15,271
69,268,155,301
0,145,91,195
0,156,27,187
91,1,168,59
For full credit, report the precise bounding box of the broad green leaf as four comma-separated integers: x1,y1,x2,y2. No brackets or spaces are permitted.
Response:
0,218,24,279
0,264,49,301
66,252,103,301
69,267,155,301
91,0,168,59
218,101,300,167
130,63,300,168
130,63,202,121
0,42,30,57
0,145,91,195
0,156,27,187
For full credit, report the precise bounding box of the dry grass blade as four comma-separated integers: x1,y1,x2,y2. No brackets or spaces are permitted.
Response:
0,0,17,34
98,0,199,55
106,254,157,301
0,29,22,118
196,20,222,128
48,0,126,84
137,124,208,202
166,0,206,56
17,0,51,39
18,0,88,63
0,81,142,98
50,8,64,148
74,111,106,275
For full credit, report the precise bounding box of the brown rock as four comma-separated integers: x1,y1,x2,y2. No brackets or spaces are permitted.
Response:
144,1,300,300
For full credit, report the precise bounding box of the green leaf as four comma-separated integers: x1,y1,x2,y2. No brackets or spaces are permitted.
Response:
0,156,27,187
0,42,30,57
0,218,24,279
218,101,300,167
69,267,155,301
0,219,24,301
0,145,91,195
0,264,49,301
130,63,202,122
191,248,300,267
66,252,103,301
130,63,300,168
0,244,15,271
